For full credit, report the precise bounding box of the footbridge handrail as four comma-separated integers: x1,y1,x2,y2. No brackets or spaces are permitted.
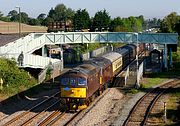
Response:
0,53,62,69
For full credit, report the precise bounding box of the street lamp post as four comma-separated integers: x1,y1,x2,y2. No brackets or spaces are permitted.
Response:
134,33,139,88
15,6,21,38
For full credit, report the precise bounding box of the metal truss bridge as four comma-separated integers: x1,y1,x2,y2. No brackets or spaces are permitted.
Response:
0,32,178,69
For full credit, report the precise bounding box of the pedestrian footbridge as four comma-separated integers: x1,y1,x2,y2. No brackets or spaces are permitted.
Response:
0,32,178,70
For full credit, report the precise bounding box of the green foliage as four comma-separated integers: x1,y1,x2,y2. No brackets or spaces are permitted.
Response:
73,9,91,30
110,16,143,32
8,10,18,18
128,89,139,94
0,16,10,22
0,58,37,96
92,9,111,31
28,18,40,25
47,4,74,22
160,12,180,33
0,11,3,17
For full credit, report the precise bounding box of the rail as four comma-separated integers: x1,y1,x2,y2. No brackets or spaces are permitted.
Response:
123,79,180,126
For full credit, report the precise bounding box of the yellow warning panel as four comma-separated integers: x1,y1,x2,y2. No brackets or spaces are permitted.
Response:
61,88,86,98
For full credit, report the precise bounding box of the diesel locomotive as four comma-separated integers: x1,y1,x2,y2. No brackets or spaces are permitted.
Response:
60,44,144,110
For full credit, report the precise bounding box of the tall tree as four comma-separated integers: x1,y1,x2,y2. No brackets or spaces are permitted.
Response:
37,13,46,25
37,13,46,20
175,20,180,35
8,10,18,17
0,11,3,17
45,4,74,26
20,12,29,24
92,9,110,31
28,18,40,25
73,9,91,30
52,4,74,21
160,12,180,33
110,17,128,32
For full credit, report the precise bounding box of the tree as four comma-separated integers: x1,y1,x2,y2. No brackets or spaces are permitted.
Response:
28,18,40,25
48,4,74,21
175,20,180,35
20,12,29,24
37,13,46,20
73,9,91,30
37,13,46,25
45,4,74,26
110,17,122,31
0,11,3,17
42,17,54,26
160,12,180,33
8,10,18,17
92,9,111,31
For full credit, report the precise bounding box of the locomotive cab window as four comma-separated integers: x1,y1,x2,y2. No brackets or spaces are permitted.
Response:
61,78,69,85
78,77,87,85
70,78,76,86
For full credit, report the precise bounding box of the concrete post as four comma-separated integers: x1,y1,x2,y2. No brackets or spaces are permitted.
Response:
169,48,173,67
0,78,3,90
60,46,64,71
164,44,168,70
42,46,45,57
163,102,167,123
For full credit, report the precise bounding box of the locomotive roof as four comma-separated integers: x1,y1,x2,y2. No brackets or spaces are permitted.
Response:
88,57,111,68
115,48,129,55
102,52,122,62
123,44,136,50
67,63,97,75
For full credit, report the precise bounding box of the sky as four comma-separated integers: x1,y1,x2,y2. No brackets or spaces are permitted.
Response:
0,0,180,19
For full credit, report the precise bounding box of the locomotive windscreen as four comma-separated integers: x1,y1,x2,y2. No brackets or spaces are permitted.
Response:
61,77,87,86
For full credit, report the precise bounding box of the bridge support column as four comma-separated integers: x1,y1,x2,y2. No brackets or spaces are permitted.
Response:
163,44,168,70
42,45,47,57
60,47,64,71
169,47,173,67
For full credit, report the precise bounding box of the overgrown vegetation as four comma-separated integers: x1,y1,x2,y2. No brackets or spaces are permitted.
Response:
0,58,37,97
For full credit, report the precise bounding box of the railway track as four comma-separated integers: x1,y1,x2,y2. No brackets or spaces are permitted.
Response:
37,110,66,126
123,79,180,126
0,92,60,126
63,88,111,126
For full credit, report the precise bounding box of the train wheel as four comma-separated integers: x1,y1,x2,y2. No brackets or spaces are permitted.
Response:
86,99,90,106
98,89,103,96
91,94,96,102
104,83,108,90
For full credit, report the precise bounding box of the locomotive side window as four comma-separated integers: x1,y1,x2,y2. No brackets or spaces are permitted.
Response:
78,77,87,85
61,78,69,85
70,78,76,86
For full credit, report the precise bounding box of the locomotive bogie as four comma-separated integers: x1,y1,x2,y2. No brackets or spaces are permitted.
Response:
62,98,88,110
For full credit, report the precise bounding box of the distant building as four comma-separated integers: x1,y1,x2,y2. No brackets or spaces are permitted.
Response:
47,20,73,32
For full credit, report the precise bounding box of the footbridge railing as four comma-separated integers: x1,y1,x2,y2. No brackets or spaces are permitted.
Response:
0,53,62,69
0,32,178,69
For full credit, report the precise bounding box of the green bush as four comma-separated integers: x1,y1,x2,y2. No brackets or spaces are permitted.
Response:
0,58,37,96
